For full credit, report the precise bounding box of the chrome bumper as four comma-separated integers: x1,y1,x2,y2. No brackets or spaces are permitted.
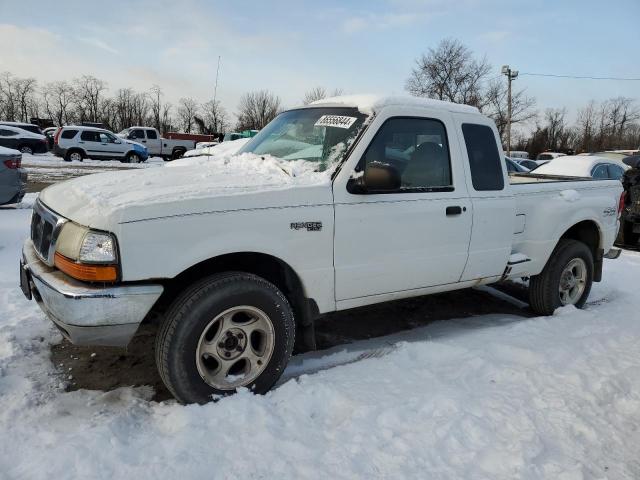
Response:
22,239,163,347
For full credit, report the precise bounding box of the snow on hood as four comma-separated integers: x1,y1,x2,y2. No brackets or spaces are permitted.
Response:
39,151,332,228
181,137,250,160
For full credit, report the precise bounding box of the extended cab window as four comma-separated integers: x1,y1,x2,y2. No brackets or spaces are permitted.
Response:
132,129,145,139
360,117,452,191
146,129,158,139
462,123,504,191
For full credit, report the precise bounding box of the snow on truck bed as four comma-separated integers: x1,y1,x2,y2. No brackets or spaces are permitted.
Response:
2,204,640,478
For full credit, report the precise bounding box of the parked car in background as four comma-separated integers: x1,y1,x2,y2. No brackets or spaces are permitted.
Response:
0,121,44,136
533,155,628,180
617,155,640,248
517,159,544,171
117,127,197,160
536,151,566,161
54,126,148,163
0,125,48,154
182,137,252,159
507,151,529,160
0,146,27,205
43,127,58,150
505,157,530,173
223,130,259,142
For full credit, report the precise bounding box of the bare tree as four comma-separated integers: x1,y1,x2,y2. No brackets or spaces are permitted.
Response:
199,99,228,134
302,87,344,105
149,85,163,132
177,97,198,133
42,81,75,126
73,75,107,122
236,90,281,130
406,38,490,107
161,102,173,133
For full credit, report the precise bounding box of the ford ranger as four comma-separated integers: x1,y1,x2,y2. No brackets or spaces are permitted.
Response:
20,95,624,404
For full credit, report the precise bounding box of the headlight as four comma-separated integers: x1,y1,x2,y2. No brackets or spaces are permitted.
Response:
79,231,116,263
54,222,118,282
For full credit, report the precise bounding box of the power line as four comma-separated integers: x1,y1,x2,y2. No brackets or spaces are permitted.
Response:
520,72,640,81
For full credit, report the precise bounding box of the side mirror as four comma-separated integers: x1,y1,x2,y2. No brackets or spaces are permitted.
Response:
349,161,401,194
114,139,121,144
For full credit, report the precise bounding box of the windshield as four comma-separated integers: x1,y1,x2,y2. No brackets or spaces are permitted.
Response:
239,107,368,171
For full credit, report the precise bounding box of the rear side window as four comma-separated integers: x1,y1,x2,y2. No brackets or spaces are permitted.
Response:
607,164,625,180
80,131,100,142
0,129,15,136
146,129,158,139
61,129,78,139
462,123,504,191
592,165,608,179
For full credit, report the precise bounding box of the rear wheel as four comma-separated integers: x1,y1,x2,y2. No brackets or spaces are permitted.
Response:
155,272,295,404
529,239,593,315
65,150,83,162
18,145,33,154
171,149,186,160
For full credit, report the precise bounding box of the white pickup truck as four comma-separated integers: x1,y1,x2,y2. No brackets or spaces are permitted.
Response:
21,95,623,404
117,127,195,160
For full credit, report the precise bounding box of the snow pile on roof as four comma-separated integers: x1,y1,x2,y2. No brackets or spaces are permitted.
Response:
2,205,640,478
310,94,480,115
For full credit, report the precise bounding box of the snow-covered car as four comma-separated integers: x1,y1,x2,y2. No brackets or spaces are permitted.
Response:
182,137,251,159
517,159,544,171
0,124,48,154
534,156,629,180
21,95,624,403
0,146,27,205
0,120,44,136
505,157,530,173
53,126,148,163
117,127,197,160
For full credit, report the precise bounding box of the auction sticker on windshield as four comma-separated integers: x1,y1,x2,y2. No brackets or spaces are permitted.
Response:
314,115,358,129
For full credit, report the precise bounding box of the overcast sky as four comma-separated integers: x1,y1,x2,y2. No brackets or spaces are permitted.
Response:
1,0,639,126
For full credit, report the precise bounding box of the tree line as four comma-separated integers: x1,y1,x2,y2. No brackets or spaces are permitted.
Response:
0,71,286,135
405,38,639,156
2,39,638,155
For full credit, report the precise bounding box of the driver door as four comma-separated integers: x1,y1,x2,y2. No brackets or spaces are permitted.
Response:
332,109,472,305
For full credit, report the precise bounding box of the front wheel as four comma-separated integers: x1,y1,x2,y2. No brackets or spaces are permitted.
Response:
528,239,594,315
155,272,295,404
126,152,141,163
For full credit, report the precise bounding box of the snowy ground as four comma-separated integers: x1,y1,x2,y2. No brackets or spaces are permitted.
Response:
21,153,164,192
2,200,640,479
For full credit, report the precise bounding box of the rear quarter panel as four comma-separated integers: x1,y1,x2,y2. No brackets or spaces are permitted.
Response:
511,180,622,276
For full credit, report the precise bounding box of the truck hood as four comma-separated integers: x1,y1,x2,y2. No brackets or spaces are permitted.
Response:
39,153,333,230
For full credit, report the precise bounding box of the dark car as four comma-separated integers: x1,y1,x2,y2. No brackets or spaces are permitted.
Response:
505,157,530,173
0,147,27,205
0,124,48,154
616,155,640,249
0,121,44,136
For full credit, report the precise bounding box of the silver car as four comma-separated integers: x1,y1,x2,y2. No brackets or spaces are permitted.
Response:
0,146,27,205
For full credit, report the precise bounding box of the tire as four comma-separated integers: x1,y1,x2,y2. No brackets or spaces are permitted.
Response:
529,239,594,315
65,150,83,162
18,145,33,154
171,149,185,160
126,152,141,164
155,272,295,404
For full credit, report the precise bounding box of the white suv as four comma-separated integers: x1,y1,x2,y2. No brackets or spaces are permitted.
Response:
53,126,148,163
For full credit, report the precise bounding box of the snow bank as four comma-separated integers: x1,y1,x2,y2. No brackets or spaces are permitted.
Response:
2,208,640,478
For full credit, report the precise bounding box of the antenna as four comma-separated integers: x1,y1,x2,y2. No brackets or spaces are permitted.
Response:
213,55,221,105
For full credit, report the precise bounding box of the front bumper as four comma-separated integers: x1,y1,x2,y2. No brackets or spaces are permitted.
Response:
21,239,163,347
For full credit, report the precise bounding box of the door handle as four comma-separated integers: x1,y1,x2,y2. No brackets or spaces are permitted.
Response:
446,206,464,216
141,140,146,143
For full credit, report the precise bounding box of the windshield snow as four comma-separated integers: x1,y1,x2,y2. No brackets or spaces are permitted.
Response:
239,107,368,171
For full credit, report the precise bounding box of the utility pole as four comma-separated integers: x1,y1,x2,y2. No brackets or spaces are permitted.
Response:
501,65,519,156
213,55,221,134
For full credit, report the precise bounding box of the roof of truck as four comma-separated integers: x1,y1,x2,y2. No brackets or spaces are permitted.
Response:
309,94,480,115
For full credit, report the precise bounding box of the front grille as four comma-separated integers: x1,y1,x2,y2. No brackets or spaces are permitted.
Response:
30,201,65,265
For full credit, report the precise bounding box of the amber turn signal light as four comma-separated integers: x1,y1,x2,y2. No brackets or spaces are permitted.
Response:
54,252,118,282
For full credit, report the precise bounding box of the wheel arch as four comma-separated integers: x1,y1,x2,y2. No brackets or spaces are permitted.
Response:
153,251,319,345
557,219,603,281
